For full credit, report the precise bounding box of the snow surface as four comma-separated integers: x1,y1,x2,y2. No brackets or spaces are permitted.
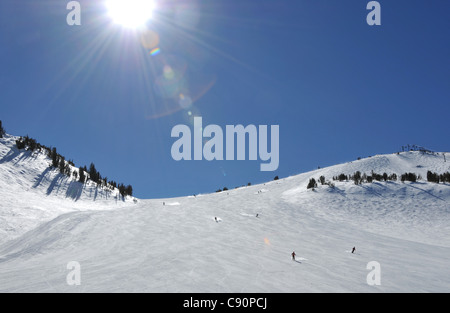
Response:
0,134,136,243
0,134,450,292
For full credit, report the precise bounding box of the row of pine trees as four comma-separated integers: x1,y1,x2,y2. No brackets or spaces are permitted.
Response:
11,129,133,198
307,170,450,189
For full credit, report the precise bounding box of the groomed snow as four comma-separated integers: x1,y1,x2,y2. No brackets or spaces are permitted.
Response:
0,134,136,243
0,134,449,292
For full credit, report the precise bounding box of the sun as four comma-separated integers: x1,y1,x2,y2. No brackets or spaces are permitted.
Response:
106,0,156,29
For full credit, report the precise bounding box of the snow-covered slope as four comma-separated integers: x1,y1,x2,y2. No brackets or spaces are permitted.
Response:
282,151,450,247
0,134,449,292
0,134,136,243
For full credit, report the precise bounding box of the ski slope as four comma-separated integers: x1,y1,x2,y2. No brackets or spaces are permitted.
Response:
0,134,136,243
0,134,449,292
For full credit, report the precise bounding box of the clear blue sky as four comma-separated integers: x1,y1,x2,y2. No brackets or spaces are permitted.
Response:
1,0,449,198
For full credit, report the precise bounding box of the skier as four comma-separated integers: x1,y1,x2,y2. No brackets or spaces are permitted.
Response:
291,251,296,261
214,217,218,222
352,247,356,254
256,214,259,218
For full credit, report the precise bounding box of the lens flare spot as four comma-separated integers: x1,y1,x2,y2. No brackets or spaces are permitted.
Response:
150,47,161,56
163,65,175,80
179,93,193,109
140,29,159,50
264,238,271,246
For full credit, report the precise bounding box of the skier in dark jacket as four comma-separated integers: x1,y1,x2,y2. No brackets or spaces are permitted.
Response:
291,251,296,261
352,247,356,254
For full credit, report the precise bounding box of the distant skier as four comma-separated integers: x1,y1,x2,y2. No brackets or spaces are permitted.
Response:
256,214,259,218
352,247,356,254
214,217,218,222
291,251,296,261
163,202,165,206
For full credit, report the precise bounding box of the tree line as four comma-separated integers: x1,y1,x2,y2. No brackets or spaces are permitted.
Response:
14,134,133,198
332,171,399,185
427,171,450,184
307,170,450,189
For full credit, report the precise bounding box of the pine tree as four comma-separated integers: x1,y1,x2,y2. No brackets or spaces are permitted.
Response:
118,183,126,198
79,169,86,183
16,137,26,149
59,157,66,174
89,163,99,183
25,136,37,151
441,172,450,183
125,185,133,197
319,176,326,185
0,120,4,138
408,173,417,182
64,163,71,176
389,173,397,181
51,148,59,168
353,171,361,185
307,178,317,189
401,172,417,182
427,171,440,183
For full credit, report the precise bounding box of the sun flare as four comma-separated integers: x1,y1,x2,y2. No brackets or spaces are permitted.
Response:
106,0,156,29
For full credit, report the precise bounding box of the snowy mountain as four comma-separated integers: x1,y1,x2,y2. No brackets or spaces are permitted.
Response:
0,133,449,292
0,134,136,243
